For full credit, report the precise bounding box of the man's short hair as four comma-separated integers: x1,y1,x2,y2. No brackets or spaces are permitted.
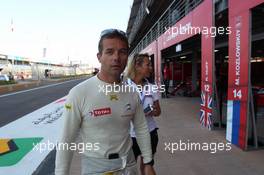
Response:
98,29,129,53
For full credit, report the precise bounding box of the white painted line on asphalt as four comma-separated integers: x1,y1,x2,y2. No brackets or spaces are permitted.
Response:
0,78,85,98
0,96,67,174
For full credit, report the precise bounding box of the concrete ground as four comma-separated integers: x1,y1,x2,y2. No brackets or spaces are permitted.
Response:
69,97,264,175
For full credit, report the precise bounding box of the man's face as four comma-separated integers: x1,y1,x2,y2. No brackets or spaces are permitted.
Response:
97,38,128,78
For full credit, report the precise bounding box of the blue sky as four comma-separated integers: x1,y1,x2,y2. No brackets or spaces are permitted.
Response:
0,0,133,66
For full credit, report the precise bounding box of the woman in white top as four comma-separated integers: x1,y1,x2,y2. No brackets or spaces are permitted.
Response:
125,53,161,175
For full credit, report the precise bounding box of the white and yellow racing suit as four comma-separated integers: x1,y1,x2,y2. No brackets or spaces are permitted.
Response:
55,75,152,175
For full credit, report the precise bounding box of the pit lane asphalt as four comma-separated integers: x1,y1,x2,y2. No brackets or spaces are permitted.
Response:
0,77,88,127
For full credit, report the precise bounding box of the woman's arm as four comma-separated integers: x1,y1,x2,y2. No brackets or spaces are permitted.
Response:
151,100,161,117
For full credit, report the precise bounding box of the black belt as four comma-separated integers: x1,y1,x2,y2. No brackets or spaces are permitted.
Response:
108,153,119,159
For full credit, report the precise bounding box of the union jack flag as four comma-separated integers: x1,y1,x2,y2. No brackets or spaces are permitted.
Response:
200,91,212,130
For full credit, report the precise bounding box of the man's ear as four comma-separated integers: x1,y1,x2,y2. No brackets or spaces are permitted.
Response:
97,53,102,63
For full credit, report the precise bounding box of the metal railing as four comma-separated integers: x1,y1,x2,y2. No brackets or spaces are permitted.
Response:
129,0,203,55
128,0,154,43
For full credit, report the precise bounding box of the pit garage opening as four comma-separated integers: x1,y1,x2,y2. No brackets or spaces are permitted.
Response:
161,34,201,98
249,2,264,148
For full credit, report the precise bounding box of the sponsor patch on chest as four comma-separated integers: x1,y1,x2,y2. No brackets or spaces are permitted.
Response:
90,107,112,117
121,103,135,117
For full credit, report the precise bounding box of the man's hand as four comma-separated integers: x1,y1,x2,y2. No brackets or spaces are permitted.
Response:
144,165,156,175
